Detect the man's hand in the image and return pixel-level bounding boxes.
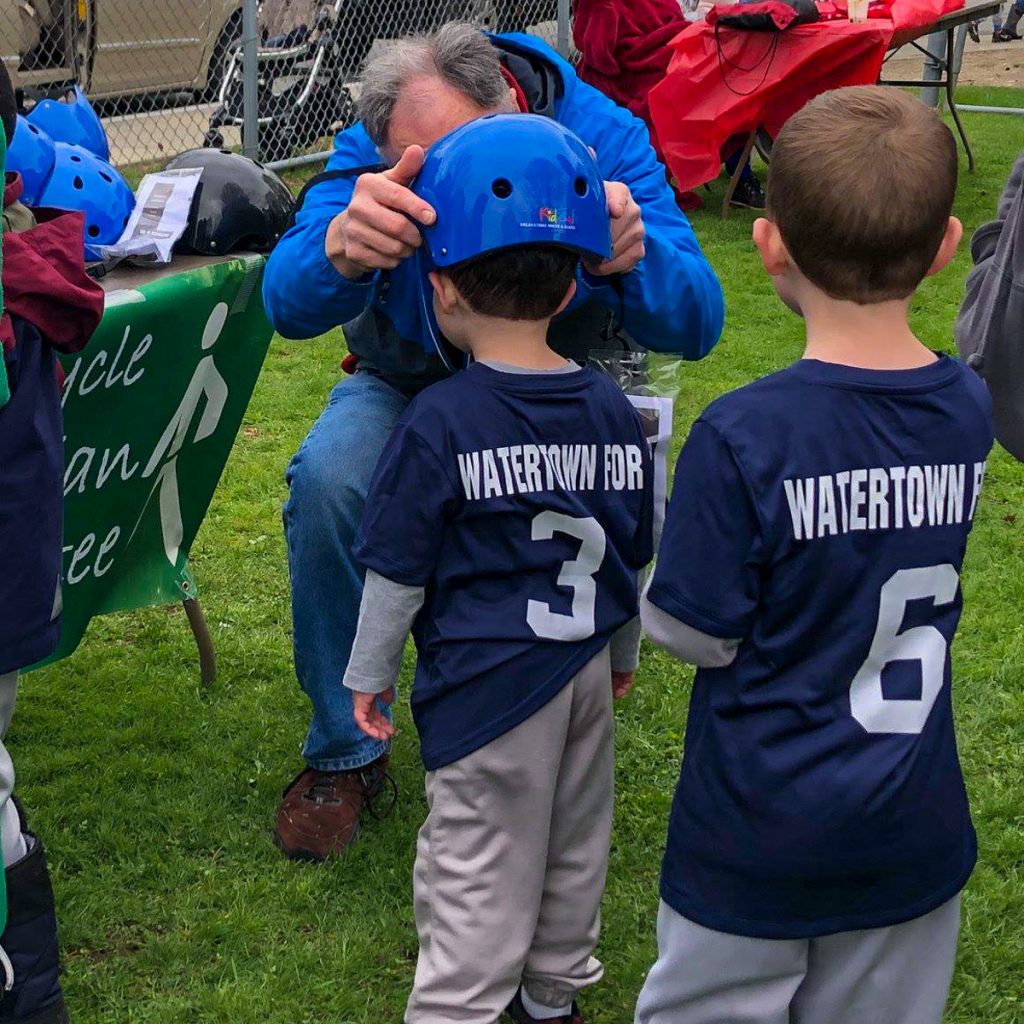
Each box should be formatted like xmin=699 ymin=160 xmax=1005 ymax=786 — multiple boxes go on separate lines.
xmin=612 ymin=670 xmax=636 ymax=700
xmin=352 ymin=687 xmax=397 ymax=741
xmin=589 ymin=182 xmax=646 ymax=278
xmin=325 ymin=145 xmax=436 ymax=280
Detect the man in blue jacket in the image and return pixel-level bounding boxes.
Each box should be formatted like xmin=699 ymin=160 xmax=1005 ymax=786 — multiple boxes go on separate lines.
xmin=264 ymin=22 xmax=725 ymax=863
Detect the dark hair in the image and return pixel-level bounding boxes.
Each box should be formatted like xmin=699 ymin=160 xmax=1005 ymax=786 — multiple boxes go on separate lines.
xmin=767 ymin=86 xmax=958 ymax=304
xmin=0 ymin=62 xmax=15 ymax=150
xmin=447 ymin=245 xmax=579 ymax=320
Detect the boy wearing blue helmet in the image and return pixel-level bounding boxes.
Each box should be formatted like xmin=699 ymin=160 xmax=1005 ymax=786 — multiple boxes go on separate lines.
xmin=343 ymin=115 xmax=653 ymax=1024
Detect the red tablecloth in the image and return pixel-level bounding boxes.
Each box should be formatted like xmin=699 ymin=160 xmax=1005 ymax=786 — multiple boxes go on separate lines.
xmin=649 ymin=0 xmax=964 ymax=191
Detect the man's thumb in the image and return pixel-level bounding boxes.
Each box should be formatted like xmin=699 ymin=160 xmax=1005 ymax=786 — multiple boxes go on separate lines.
xmin=384 ymin=145 xmax=426 ymax=186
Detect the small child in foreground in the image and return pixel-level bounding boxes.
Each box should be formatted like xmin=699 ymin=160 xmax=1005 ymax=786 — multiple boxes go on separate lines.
xmin=343 ymin=115 xmax=653 ymax=1024
xmin=0 ymin=65 xmax=105 ymax=1021
xmin=636 ymin=86 xmax=994 ymax=1024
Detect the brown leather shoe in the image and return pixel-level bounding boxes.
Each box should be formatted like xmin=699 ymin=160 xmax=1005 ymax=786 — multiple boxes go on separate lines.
xmin=274 ymin=754 xmax=395 ymax=862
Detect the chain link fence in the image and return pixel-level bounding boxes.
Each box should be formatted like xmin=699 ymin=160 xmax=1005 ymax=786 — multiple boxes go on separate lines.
xmin=1 ymin=0 xmax=571 ymax=179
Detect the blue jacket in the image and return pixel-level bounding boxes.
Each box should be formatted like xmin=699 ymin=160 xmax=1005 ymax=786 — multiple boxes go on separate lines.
xmin=263 ymin=33 xmax=725 ymax=396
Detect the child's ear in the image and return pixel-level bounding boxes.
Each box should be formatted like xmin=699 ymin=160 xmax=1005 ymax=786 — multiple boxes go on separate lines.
xmin=925 ymin=216 xmax=964 ymax=278
xmin=428 ymin=271 xmax=460 ymax=315
xmin=554 ymin=277 xmax=578 ymax=317
xmin=752 ymin=218 xmax=790 ymax=277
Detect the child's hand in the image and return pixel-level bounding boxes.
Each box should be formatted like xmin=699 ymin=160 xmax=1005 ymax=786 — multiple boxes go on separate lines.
xmin=612 ymin=671 xmax=635 ymax=700
xmin=353 ymin=688 xmax=396 ymax=741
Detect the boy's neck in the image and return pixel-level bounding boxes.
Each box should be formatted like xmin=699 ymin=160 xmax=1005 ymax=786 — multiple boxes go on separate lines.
xmin=463 ymin=316 xmax=568 ymax=370
xmin=800 ymin=292 xmax=938 ymax=371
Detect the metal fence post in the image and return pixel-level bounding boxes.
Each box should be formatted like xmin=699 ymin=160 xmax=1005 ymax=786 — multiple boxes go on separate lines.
xmin=242 ymin=0 xmax=259 ymax=159
xmin=557 ymin=0 xmax=571 ymax=59
xmin=920 ymin=30 xmax=946 ymax=109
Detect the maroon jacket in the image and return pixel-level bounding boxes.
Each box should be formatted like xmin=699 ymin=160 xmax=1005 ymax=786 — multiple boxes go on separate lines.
xmin=1 ymin=173 xmax=105 ymax=359
xmin=572 ymin=0 xmax=687 ymax=165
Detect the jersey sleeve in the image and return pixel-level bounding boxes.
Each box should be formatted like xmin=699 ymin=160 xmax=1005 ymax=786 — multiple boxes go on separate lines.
xmin=354 ymin=421 xmax=462 ymax=587
xmin=647 ymin=418 xmax=763 ymax=639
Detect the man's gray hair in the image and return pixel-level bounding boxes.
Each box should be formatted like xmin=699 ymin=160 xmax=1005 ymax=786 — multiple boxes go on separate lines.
xmin=357 ymin=23 xmax=511 ymax=149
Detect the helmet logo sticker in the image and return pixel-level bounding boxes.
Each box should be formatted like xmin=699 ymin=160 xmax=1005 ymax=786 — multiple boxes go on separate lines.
xmin=519 ymin=208 xmax=576 ymax=231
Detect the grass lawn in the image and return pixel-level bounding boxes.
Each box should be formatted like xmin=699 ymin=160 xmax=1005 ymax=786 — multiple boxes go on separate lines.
xmin=19 ymin=88 xmax=1024 ymax=1023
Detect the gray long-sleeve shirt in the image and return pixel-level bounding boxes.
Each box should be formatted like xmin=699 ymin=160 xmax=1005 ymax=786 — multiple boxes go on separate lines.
xmin=956 ymin=150 xmax=1024 ymax=462
xmin=639 ymin=578 xmax=741 ymax=669
xmin=344 ymin=570 xmax=644 ymax=695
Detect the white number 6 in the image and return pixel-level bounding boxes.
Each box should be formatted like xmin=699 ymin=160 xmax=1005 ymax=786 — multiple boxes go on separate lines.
xmin=849 ymin=564 xmax=959 ymax=734
xmin=527 ymin=511 xmax=607 ymax=641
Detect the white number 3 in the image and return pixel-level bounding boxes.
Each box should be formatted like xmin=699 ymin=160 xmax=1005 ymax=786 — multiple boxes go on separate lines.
xmin=527 ymin=512 xmax=607 ymax=641
xmin=849 ymin=564 xmax=959 ymax=734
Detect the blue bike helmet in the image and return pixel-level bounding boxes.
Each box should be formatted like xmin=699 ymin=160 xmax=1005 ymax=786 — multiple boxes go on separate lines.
xmin=37 ymin=142 xmax=135 ymax=260
xmin=412 ymin=114 xmax=612 ymax=267
xmin=410 ymin=114 xmax=611 ymax=371
xmin=27 ymin=86 xmax=110 ymax=162
xmin=7 ymin=116 xmax=56 ymax=205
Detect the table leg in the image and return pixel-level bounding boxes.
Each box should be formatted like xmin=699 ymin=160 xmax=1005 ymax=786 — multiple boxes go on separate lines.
xmin=721 ymin=129 xmax=758 ymax=220
xmin=953 ymin=23 xmax=969 ymax=77
xmin=945 ymin=27 xmax=975 ymax=172
xmin=183 ymin=598 xmax=217 ymax=686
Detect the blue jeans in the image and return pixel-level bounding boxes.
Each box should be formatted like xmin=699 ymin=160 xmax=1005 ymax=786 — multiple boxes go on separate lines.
xmin=723 ymin=149 xmax=756 ymax=185
xmin=283 ymin=371 xmax=409 ymax=771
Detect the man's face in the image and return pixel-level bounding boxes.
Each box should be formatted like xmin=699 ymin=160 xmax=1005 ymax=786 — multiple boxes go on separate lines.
xmin=382 ymin=74 xmax=516 ymax=165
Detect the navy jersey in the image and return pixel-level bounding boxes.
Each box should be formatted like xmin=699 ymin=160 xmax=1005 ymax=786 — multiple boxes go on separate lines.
xmin=356 ymin=362 xmax=654 ymax=770
xmin=649 ymin=356 xmax=994 ymax=939
xmin=0 ymin=317 xmax=63 ymax=674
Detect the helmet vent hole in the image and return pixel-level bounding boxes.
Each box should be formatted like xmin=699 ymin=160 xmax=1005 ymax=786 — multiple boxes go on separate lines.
xmin=574 ymin=177 xmax=588 ymax=197
xmin=71 ymin=155 xmax=82 ymax=163
xmin=491 ymin=178 xmax=513 ymax=199
xmin=100 ymin=171 xmax=112 ymax=183
xmin=73 ymin=175 xmax=84 ymax=190
xmin=87 ymin=224 xmax=100 ymax=238
xmin=28 ymin=124 xmax=39 ymax=135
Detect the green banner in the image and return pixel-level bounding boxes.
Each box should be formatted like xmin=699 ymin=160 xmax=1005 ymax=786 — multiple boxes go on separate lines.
xmin=38 ymin=254 xmax=273 ymax=666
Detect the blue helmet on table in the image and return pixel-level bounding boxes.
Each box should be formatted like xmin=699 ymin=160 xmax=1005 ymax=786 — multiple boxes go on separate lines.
xmin=6 ymin=116 xmax=56 ymax=205
xmin=412 ymin=114 xmax=612 ymax=267
xmin=37 ymin=142 xmax=135 ymax=260
xmin=27 ymin=86 xmax=110 ymax=162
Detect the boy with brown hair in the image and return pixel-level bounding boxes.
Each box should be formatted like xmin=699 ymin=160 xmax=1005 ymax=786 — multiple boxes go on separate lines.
xmin=635 ymin=86 xmax=994 ymax=1024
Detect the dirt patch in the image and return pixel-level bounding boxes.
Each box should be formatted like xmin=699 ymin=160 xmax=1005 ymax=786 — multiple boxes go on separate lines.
xmin=958 ymin=46 xmax=1024 ymax=87
xmin=885 ymin=28 xmax=1024 ymax=89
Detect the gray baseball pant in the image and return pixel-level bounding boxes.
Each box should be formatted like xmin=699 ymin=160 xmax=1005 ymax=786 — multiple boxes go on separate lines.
xmin=0 ymin=672 xmax=26 ymax=867
xmin=636 ymin=894 xmax=962 ymax=1024
xmin=405 ymin=647 xmax=615 ymax=1024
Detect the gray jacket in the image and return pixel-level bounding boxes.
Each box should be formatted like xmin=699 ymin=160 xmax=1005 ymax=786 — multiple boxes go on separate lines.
xmin=956 ymin=150 xmax=1024 ymax=461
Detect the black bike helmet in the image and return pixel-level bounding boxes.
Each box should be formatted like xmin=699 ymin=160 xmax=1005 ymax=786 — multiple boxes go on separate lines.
xmin=164 ymin=149 xmax=294 ymax=255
